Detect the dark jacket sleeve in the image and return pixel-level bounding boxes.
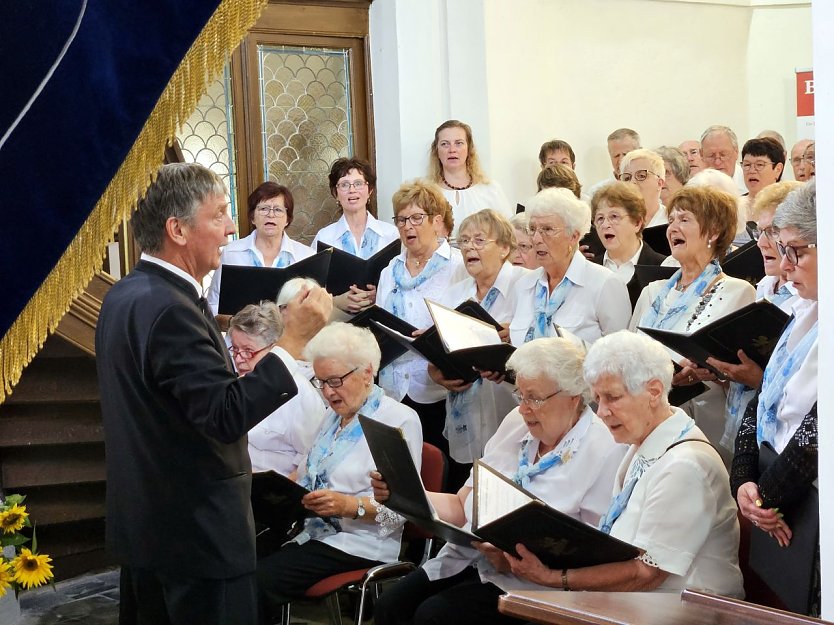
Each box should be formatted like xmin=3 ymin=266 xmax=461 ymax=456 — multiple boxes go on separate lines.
xmin=148 ymin=301 xmax=298 ymax=444
xmin=730 ymin=387 xmax=761 ymax=498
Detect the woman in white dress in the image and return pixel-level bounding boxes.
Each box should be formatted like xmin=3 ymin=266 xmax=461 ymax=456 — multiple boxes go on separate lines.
xmin=506 ymin=331 xmax=743 ymax=598
xmin=206 ymin=182 xmax=314 ymax=318
xmin=631 ymin=186 xmax=755 ymax=459
xmin=312 ymin=157 xmax=400 ymax=314
xmin=509 ymin=187 xmax=631 ymax=347
xmin=428 ymin=120 xmax=512 ymax=236
xmin=372 ymin=338 xmax=626 ymax=625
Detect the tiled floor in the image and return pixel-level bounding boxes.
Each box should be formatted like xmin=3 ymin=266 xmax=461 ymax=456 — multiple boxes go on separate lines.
xmin=16 ymin=568 xmax=339 ymax=625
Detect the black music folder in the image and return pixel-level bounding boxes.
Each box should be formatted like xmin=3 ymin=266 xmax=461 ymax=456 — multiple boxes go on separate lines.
xmin=348 ymin=305 xmax=416 ymax=370
xmin=722 ymin=240 xmax=765 ymax=286
xmin=358 ymin=415 xmax=479 ymax=546
xmin=633 ymin=264 xmax=676 ymax=291
xmin=217 ymin=249 xmax=332 ymax=315
xmin=642 ymin=223 xmax=670 ymax=256
xmin=316 ymin=239 xmax=400 ymax=295
xmin=639 ymin=300 xmax=790 ymax=375
xmin=250 ymin=470 xmax=314 ymax=530
xmin=472 ymin=461 xmax=641 ymax=569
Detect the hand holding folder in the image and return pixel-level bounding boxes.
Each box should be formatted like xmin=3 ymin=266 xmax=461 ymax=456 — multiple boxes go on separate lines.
xmin=316 ymin=239 xmax=401 ymax=295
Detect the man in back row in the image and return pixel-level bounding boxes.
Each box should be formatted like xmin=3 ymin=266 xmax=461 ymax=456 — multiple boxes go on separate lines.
xmin=96 ymin=162 xmax=332 ymax=625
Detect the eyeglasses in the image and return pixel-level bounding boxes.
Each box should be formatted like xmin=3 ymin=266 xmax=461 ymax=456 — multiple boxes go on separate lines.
xmin=703 ymin=151 xmax=733 ymax=164
xmin=516 ymin=242 xmax=534 ymax=253
xmin=512 ymin=388 xmax=565 ymax=409
xmin=336 ymin=181 xmax=368 ymax=191
xmin=230 ymin=343 xmax=272 ymax=360
xmin=745 ymin=221 xmax=777 ymax=241
xmin=312 ymin=367 xmax=358 ymax=389
xmin=394 ymin=213 xmax=429 ymax=227
xmin=455 ymin=236 xmax=496 ymax=250
xmin=527 ymin=224 xmax=565 ymax=238
xmin=255 ymin=205 xmax=287 ymax=217
xmin=594 ymin=213 xmax=626 ymax=227
xmin=801 ymin=154 xmax=815 ymax=166
xmin=618 ymin=170 xmax=659 ymax=183
xmin=776 ymin=241 xmax=817 ymax=265
xmin=741 ymin=160 xmax=774 ymax=173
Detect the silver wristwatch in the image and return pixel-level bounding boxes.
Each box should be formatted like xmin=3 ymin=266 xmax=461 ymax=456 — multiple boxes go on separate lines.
xmin=354 ymin=497 xmax=366 ymax=519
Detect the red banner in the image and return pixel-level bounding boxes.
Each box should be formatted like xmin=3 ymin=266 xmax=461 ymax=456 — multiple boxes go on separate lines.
xmin=796 ymin=70 xmax=814 ymax=117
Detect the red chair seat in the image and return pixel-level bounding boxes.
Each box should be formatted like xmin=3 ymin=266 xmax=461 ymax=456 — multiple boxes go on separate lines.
xmin=304 ymin=569 xmax=368 ymax=598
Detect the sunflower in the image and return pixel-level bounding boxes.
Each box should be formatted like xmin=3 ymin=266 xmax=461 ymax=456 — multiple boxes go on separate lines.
xmin=0 ymin=503 xmax=27 ymax=534
xmin=0 ymin=560 xmax=13 ymax=597
xmin=11 ymin=548 xmax=54 ymax=590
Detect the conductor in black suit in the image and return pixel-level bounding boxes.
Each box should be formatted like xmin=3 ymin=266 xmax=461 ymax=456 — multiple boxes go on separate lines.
xmin=95 ymin=163 xmax=332 ymax=625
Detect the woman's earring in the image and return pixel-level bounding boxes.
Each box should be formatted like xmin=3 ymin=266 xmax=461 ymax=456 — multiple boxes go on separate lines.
xmin=707 ymin=240 xmax=712 ymax=249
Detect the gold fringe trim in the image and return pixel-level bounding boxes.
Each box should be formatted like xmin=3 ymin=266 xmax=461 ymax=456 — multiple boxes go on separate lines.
xmin=0 ymin=0 xmax=268 ymax=404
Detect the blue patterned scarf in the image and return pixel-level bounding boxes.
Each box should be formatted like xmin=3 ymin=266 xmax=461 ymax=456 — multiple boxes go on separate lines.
xmin=512 ymin=425 xmax=582 ymax=489
xmin=599 ymin=419 xmax=694 ymax=534
xmin=294 ymin=385 xmax=384 ymax=543
xmin=339 ymin=222 xmax=381 ymax=259
xmin=248 ymin=247 xmax=292 ymax=268
xmin=524 ymin=275 xmax=574 ymax=343
xmin=639 ymin=259 xmax=722 ymax=329
xmin=446 ymin=286 xmax=500 ymax=462
xmin=756 ymin=318 xmax=818 ymax=446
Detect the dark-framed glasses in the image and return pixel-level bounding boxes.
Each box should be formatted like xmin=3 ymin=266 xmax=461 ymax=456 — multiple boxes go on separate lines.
xmin=455 ymin=236 xmax=496 ymax=250
xmin=394 ymin=213 xmax=429 ymax=227
xmin=512 ymin=388 xmax=565 ymax=409
xmin=230 ymin=343 xmax=272 ymax=360
xmin=776 ymin=241 xmax=817 ymax=265
xmin=618 ymin=169 xmax=657 ymax=183
xmin=336 ymin=180 xmax=368 ymax=191
xmin=312 ymin=367 xmax=358 ymax=389
xmin=255 ymin=205 xmax=287 ymax=217
xmin=740 ymin=160 xmax=774 ymax=173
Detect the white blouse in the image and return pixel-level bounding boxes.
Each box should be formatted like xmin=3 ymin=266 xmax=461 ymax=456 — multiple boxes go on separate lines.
xmin=376 ymin=240 xmax=468 ymax=403
xmin=248 ymin=346 xmax=328 ymax=476
xmin=509 ymin=251 xmax=631 ymax=347
xmin=297 ymin=395 xmax=423 ymax=563
xmin=422 ymin=407 xmax=627 ymax=592
xmin=206 ymin=231 xmax=315 ymax=314
xmin=311 ymin=212 xmax=400 ymax=256
xmin=608 ymin=408 xmax=744 ymax=597
xmin=441 ymin=181 xmax=512 ymax=238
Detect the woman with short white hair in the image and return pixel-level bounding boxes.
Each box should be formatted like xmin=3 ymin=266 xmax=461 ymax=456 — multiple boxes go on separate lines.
xmin=505 ymin=330 xmax=744 ymax=598
xmin=508 ymin=187 xmax=631 ymax=346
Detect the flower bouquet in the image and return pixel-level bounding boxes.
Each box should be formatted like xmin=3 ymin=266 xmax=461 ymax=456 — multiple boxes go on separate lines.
xmin=0 ymin=494 xmax=54 ymax=597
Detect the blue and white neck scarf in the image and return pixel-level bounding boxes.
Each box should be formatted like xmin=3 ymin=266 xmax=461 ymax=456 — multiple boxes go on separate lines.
xmin=339 ymin=223 xmax=381 ymax=259
xmin=248 ymin=247 xmax=292 ymax=268
xmin=721 ymin=382 xmax=757 ymax=451
xmin=639 ymin=259 xmax=722 ymax=329
xmin=599 ymin=420 xmax=694 ymax=534
xmin=295 ymin=385 xmax=384 ymax=543
xmin=446 ymin=286 xmax=501 ymax=462
xmin=770 ymin=283 xmax=794 ymax=308
xmin=524 ymin=275 xmax=574 ymax=343
xmin=756 ymin=318 xmax=818 ymax=446
xmin=512 ymin=427 xmax=581 ymax=489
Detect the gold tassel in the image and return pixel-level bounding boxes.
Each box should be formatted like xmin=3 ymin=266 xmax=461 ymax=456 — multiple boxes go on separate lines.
xmin=0 ymin=0 xmax=268 ymax=404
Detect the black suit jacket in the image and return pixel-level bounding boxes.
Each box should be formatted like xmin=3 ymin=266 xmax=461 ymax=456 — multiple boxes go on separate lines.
xmin=626 ymin=243 xmax=667 ymax=309
xmin=95 ymin=261 xmax=298 ymax=578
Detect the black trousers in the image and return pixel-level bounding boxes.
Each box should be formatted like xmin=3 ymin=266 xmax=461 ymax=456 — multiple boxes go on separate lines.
xmin=119 ymin=566 xmax=258 ymax=625
xmin=402 ymin=395 xmax=472 ymax=493
xmin=374 ymin=566 xmax=524 ymax=625
xmin=256 ymin=540 xmax=381 ymax=623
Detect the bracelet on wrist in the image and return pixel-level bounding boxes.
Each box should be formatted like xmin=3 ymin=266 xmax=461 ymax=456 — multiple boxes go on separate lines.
xmin=561 ymin=568 xmax=571 ymax=591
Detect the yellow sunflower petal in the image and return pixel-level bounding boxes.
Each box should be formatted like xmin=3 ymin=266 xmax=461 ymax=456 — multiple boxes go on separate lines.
xmin=0 ymin=503 xmax=28 ymax=534
xmin=12 ymin=548 xmax=54 ymax=590
xmin=0 ymin=560 xmax=13 ymax=597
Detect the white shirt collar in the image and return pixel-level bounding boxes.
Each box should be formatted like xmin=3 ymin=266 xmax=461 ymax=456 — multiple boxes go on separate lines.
xmin=141 ymin=253 xmax=203 ymax=297
xmin=603 ymin=241 xmax=643 ymax=270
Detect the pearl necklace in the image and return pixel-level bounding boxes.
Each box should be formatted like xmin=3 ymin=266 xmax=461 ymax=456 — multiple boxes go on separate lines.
xmin=442 ymin=173 xmax=473 ymax=191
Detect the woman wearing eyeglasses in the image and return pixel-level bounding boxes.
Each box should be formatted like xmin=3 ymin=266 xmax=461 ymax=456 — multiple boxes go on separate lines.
xmin=428 ymin=210 xmax=530 ymax=486
xmin=312 ymin=158 xmax=401 ymax=314
xmin=590 ymin=182 xmax=666 ymax=308
xmin=376 ymin=180 xmax=467 ymax=473
xmin=257 ymin=322 xmax=423 ymax=622
xmin=508 ymin=187 xmax=631 ymax=347
xmin=509 ymin=213 xmax=538 ymax=270
xmin=228 ymin=301 xmax=327 ymax=477
xmin=429 ymin=120 xmax=512 ymax=237
xmin=631 ymin=186 xmax=755 ymax=461
xmin=206 ymin=182 xmax=314 ymax=318
xmin=371 ymin=338 xmax=625 ymax=625
xmin=618 ymin=149 xmax=667 ymax=227
xmin=730 ymin=181 xmax=819 ymax=615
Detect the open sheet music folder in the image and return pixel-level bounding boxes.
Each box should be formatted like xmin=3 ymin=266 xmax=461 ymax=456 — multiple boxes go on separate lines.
xmin=348 ymin=305 xmax=416 ymax=370
xmin=316 ymin=239 xmax=400 ymax=295
xmin=638 ymin=299 xmax=790 ymax=375
xmin=217 ymin=249 xmax=332 ymax=315
xmin=250 ymin=470 xmax=314 ymax=530
xmin=472 ymin=461 xmax=640 ymax=569
xmin=358 ymin=415 xmax=479 ymax=546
